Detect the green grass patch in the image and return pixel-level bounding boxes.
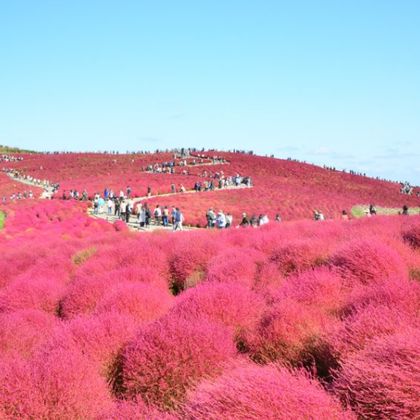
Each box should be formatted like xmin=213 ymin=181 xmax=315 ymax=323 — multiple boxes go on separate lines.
xmin=0 ymin=211 xmax=5 ymax=230
xmin=352 ymin=205 xmax=420 ymax=218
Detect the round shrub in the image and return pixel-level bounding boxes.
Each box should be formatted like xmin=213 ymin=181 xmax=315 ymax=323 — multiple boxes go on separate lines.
xmin=0 ymin=356 xmax=34 ymax=418
xmin=402 ymin=222 xmax=420 ymax=249
xmin=278 ymin=267 xmax=345 ymax=315
xmin=246 ymin=298 xmax=331 ymax=365
xmin=327 ymin=304 xmax=419 ymax=361
xmin=95 ymin=282 xmax=173 ymax=322
xmin=269 ymin=239 xmax=329 ymax=277
xmin=0 ymin=276 xmax=65 ymax=314
xmin=333 ymin=328 xmax=420 ymax=419
xmin=183 ymin=363 xmax=353 ymax=419
xmin=329 ymin=239 xmax=408 ymax=286
xmin=168 ymin=234 xmax=221 ymax=293
xmin=58 ymin=274 xmax=115 ymax=319
xmin=0 ymin=349 xmax=113 ymax=419
xmin=30 ymin=347 xmax=113 ymax=419
xmin=122 ymin=316 xmax=236 ymax=410
xmin=0 ymin=309 xmax=57 ymax=358
xmin=341 ymin=276 xmax=420 ymax=316
xmin=169 ymin=282 xmax=266 ymax=345
xmin=40 ymin=312 xmax=139 ymax=380
xmin=206 ymin=248 xmax=265 ymax=288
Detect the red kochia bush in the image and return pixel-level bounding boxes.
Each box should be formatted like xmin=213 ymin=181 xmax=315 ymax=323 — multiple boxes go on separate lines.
xmin=0 ymin=349 xmax=113 ymax=419
xmin=205 ymin=248 xmax=265 ymax=288
xmin=277 ymin=267 xmax=345 ymax=315
xmin=341 ymin=276 xmax=420 ymax=316
xmin=327 ymin=304 xmax=419 ymax=361
xmin=402 ymin=222 xmax=420 ymax=249
xmin=40 ymin=312 xmax=138 ymax=380
xmin=168 ymin=233 xmax=221 ymax=292
xmin=94 ymin=282 xmax=173 ymax=322
xmin=59 ymin=274 xmax=115 ymax=319
xmin=0 ymin=276 xmax=65 ymax=314
xmin=122 ymin=317 xmax=236 ymax=410
xmin=183 ymin=363 xmax=353 ymax=420
xmin=168 ymin=282 xmax=266 ymax=344
xmin=246 ymin=298 xmax=331 ymax=365
xmin=269 ymin=239 xmax=329 ymax=277
xmin=333 ymin=328 xmax=420 ymax=419
xmin=0 ymin=309 xmax=57 ymax=358
xmin=329 ymin=238 xmax=408 ymax=286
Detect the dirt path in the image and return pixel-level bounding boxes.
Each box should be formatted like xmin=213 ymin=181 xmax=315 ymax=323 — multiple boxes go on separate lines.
xmin=89 ymin=184 xmax=252 ymax=231
xmin=7 ymin=171 xmax=251 ymax=232
xmin=6 ymin=173 xmax=55 ymax=199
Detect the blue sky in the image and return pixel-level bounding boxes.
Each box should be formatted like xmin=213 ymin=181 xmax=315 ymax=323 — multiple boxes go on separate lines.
xmin=1 ymin=1 xmax=419 ymax=183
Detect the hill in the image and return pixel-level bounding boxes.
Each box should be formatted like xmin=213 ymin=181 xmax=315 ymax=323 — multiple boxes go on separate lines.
xmin=2 ymin=149 xmax=419 ymax=224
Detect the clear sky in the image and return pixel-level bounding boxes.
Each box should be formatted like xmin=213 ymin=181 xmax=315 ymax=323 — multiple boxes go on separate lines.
xmin=1 ymin=1 xmax=419 ymax=183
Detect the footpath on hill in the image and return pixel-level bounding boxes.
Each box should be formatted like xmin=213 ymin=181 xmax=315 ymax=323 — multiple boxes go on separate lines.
xmin=6 ymin=172 xmax=251 ymax=231
xmin=89 ymin=184 xmax=252 ymax=231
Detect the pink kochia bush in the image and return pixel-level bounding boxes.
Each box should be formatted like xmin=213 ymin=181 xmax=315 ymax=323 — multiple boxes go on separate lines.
xmin=269 ymin=239 xmax=329 ymax=277
xmin=168 ymin=233 xmax=221 ymax=292
xmin=59 ymin=274 xmax=115 ymax=319
xmin=246 ymin=297 xmax=331 ymax=365
xmin=59 ymin=266 xmax=171 ymax=319
xmin=40 ymin=312 xmax=139 ymax=380
xmin=402 ymin=222 xmax=420 ymax=249
xmin=333 ymin=328 xmax=420 ymax=419
xmin=94 ymin=282 xmax=174 ymax=322
xmin=183 ymin=363 xmax=353 ymax=420
xmin=0 ymin=276 xmax=65 ymax=314
xmin=0 ymin=348 xmax=113 ymax=419
xmin=277 ymin=268 xmax=345 ymax=315
xmin=326 ymin=304 xmax=419 ymax=361
xmin=168 ymin=282 xmax=266 ymax=345
xmin=121 ymin=316 xmax=236 ymax=410
xmin=329 ymin=238 xmax=408 ymax=286
xmin=341 ymin=276 xmax=420 ymax=316
xmin=205 ymin=247 xmax=265 ymax=288
xmin=0 ymin=309 xmax=57 ymax=359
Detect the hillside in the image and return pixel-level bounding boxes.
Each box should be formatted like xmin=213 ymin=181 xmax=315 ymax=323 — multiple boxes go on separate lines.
xmin=3 ymin=149 xmax=419 ymax=224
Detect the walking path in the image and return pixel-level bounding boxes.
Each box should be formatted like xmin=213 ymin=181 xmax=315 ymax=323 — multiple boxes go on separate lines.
xmin=89 ymin=184 xmax=252 ymax=231
xmin=6 ymin=173 xmax=55 ymax=199
xmin=143 ymin=160 xmax=230 ymax=173
xmin=6 ymin=171 xmax=252 ymax=232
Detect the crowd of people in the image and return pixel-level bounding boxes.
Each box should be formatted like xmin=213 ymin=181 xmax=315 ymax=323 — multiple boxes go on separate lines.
xmin=92 ymin=196 xmax=185 ymax=231
xmin=0 ymin=154 xmax=24 ymax=163
xmin=2 ymin=168 xmax=59 ymax=193
xmin=400 ymin=181 xmax=414 ymax=195
xmin=1 ymin=190 xmax=35 ymax=203
xmin=205 ymin=209 xmax=279 ymax=229
xmin=144 ymin=155 xmax=227 ymax=174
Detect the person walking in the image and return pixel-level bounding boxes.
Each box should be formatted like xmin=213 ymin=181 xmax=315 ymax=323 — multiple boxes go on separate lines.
xmin=225 ymin=213 xmax=233 ymax=228
xmin=125 ymin=201 xmax=131 ymax=223
xmin=173 ymin=208 xmax=184 ymax=231
xmin=154 ymin=205 xmax=162 ymax=225
xmin=162 ymin=206 xmax=169 ymax=226
xmin=216 ymin=210 xmax=226 ymax=229
xmin=107 ymin=198 xmax=113 ymax=215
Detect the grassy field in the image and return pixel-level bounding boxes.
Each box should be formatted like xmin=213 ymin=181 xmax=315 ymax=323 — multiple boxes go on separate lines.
xmin=0 ymin=211 xmax=5 ymax=229
xmin=352 ymin=205 xmax=420 ymax=218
